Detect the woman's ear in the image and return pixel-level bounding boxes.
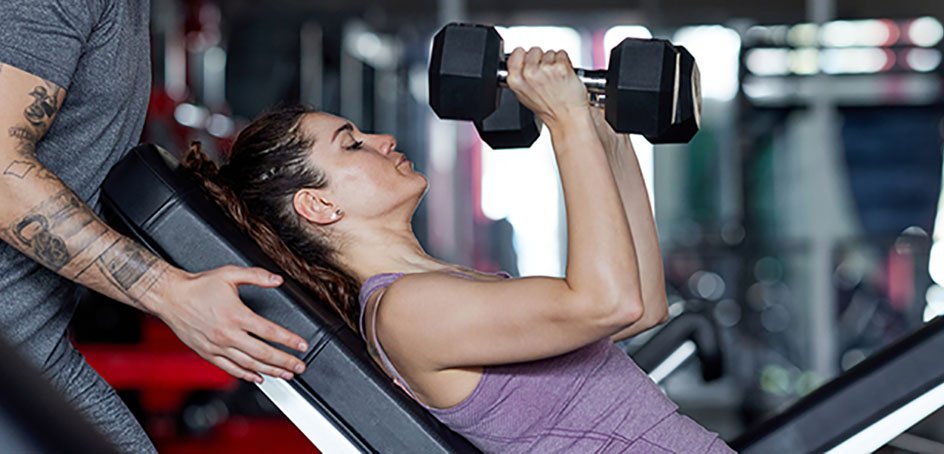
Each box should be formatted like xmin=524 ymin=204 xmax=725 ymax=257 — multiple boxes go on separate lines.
xmin=293 ymin=188 xmax=343 ymax=225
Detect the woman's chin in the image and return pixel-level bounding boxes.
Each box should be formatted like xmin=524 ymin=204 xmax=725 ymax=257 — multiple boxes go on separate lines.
xmin=411 ymin=172 xmax=429 ymax=191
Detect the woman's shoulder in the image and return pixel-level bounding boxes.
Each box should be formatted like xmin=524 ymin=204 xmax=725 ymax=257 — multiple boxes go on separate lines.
xmin=362 ymin=269 xmax=510 ymax=321
xmin=362 ymin=269 xmax=510 ymax=297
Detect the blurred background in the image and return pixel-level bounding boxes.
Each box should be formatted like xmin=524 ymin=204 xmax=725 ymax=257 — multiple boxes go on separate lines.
xmin=70 ymin=0 xmax=944 ymax=452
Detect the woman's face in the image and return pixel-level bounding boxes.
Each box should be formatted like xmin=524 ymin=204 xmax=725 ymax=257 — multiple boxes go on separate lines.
xmin=300 ymin=112 xmax=428 ymax=222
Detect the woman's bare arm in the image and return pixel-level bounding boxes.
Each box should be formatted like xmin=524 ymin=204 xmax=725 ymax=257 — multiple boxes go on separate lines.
xmin=589 ymin=108 xmax=669 ymax=341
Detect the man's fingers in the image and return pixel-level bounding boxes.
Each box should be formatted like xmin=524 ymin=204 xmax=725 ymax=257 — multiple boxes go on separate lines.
xmin=236 ymin=335 xmax=306 ymax=376
xmin=211 ymin=355 xmax=262 ymax=384
xmin=219 ymin=265 xmax=283 ymax=289
xmin=244 ymin=311 xmax=309 ymax=355
xmin=224 ymin=347 xmax=298 ymax=380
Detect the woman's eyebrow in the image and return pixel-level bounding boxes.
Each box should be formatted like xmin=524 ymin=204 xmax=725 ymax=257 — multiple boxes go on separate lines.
xmin=331 ymin=123 xmax=354 ymax=143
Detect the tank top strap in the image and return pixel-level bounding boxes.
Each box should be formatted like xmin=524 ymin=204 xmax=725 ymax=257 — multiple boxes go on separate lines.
xmin=358 ymin=273 xmax=427 ymax=403
xmin=358 ymin=273 xmax=405 ymax=335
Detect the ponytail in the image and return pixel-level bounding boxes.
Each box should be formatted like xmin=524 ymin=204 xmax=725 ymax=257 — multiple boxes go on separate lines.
xmin=182 ymin=142 xmax=362 ymax=332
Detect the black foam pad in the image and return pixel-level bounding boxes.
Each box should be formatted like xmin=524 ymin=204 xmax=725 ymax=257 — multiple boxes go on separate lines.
xmin=101 ymin=144 xmax=480 ymax=453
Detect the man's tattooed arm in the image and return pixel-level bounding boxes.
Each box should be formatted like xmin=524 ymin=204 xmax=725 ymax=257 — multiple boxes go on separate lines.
xmin=0 ymin=70 xmax=174 ymax=312
xmin=0 ymin=190 xmax=170 ymax=309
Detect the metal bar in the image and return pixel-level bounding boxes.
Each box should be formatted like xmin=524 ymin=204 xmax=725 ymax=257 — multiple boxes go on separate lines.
xmin=806 ymin=0 xmax=840 ymax=381
xmin=825 ymin=380 xmax=944 ymax=454
xmin=257 ymin=376 xmax=364 ymax=454
xmin=497 ymin=67 xmax=607 ymax=94
xmin=648 ymin=341 xmax=697 ymax=384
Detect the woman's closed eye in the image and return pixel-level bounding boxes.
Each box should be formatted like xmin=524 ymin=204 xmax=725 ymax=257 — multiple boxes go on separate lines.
xmin=343 ymin=129 xmax=365 ymax=150
xmin=346 ymin=139 xmax=364 ymax=151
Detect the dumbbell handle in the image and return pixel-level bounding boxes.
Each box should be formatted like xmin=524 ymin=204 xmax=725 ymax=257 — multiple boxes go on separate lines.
xmin=496 ymin=65 xmax=607 ymax=93
xmin=497 ymin=63 xmax=608 ymax=107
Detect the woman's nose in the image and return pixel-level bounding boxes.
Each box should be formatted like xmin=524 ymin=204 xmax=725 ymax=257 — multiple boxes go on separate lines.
xmin=377 ymin=134 xmax=396 ymax=155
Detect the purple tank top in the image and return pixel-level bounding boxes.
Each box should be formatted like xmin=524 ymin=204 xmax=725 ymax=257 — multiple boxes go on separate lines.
xmin=358 ymin=271 xmax=735 ymax=453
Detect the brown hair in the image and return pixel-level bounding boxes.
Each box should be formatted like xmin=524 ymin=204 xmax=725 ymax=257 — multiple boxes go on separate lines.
xmin=182 ymin=105 xmax=361 ymax=331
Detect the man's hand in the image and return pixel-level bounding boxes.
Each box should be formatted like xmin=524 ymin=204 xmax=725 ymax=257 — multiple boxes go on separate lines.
xmin=148 ymin=265 xmax=309 ymax=383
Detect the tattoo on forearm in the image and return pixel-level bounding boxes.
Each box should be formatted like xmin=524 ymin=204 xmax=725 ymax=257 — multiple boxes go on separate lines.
xmin=9 ymin=126 xmax=38 ymax=156
xmin=92 ymin=240 xmax=166 ymax=305
xmin=96 ymin=241 xmax=161 ymax=291
xmin=2 ymin=191 xmax=105 ymax=272
xmin=10 ymin=214 xmax=71 ymax=270
xmin=6 ymin=82 xmax=63 ymax=158
xmin=36 ymin=168 xmax=57 ymax=180
xmin=25 ymin=84 xmax=61 ymax=130
xmin=3 ymin=161 xmax=36 ymax=179
xmin=8 ymin=127 xmax=36 ymax=142
xmin=0 ymin=190 xmax=165 ymax=306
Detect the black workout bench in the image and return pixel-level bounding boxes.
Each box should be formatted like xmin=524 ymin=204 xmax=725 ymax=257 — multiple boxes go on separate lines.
xmin=101 ymin=143 xmax=480 ymax=453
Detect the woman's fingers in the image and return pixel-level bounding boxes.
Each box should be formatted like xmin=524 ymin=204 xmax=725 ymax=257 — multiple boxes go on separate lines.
xmin=525 ymin=46 xmax=543 ymax=65
xmin=555 ymin=49 xmax=574 ymax=68
xmin=503 ymin=45 xmax=589 ymax=127
xmin=523 ymin=47 xmax=544 ymax=78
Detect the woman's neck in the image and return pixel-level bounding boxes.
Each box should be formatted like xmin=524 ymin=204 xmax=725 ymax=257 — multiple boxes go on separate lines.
xmin=338 ymin=224 xmax=461 ymax=283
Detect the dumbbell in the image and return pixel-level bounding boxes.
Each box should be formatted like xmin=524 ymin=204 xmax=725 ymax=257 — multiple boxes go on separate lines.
xmin=429 ymin=23 xmax=701 ymax=148
xmin=476 ymin=49 xmax=702 ymax=148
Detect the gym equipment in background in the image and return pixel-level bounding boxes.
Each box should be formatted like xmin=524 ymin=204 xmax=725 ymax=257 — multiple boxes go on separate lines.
xmin=733 ymin=315 xmax=944 ymax=453
xmin=632 ymin=312 xmax=724 ymax=384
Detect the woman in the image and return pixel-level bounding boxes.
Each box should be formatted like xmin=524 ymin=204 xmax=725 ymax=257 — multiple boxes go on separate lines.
xmin=185 ymin=47 xmax=734 ymax=453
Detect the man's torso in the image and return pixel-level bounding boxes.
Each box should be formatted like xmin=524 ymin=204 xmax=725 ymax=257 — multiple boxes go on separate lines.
xmin=0 ymin=0 xmax=152 ymax=367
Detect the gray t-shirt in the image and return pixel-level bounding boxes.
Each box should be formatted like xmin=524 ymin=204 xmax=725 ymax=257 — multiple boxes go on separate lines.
xmin=0 ymin=0 xmax=151 ymax=367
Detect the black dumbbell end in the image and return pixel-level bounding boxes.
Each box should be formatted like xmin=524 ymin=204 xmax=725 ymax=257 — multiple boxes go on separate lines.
xmin=646 ymin=46 xmax=702 ymax=144
xmin=429 ymin=23 xmax=504 ymax=121
xmin=605 ymin=38 xmax=678 ymax=137
xmin=474 ymin=87 xmax=542 ymax=149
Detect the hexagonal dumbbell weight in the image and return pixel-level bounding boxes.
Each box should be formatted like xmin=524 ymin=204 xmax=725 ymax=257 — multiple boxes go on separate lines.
xmin=603 ymin=37 xmax=680 ymax=141
xmin=646 ymin=46 xmax=701 ymax=144
xmin=428 ymin=23 xmax=505 ymax=123
xmin=474 ymin=87 xmax=542 ymax=149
